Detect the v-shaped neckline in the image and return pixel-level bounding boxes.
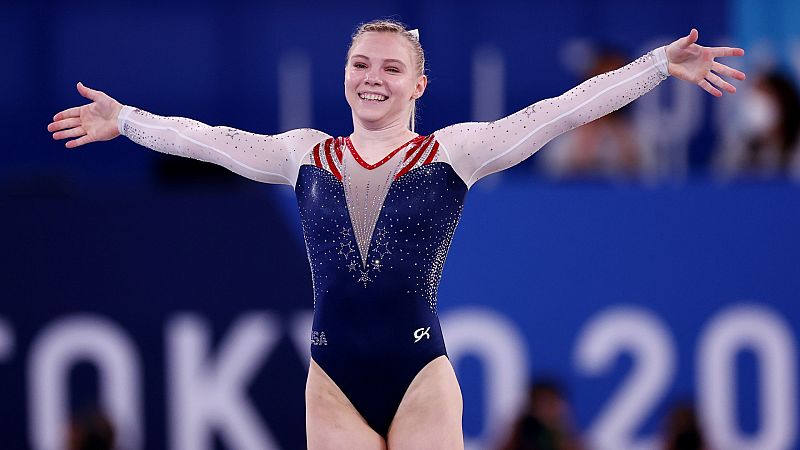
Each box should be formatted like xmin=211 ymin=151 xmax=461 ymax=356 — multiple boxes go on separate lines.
xmin=345 ymin=135 xmax=424 ymax=170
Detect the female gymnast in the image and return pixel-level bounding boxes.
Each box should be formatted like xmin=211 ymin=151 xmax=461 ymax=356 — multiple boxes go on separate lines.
xmin=48 ymin=20 xmax=745 ymax=449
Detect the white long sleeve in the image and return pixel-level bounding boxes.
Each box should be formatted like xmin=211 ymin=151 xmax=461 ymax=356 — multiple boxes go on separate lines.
xmin=117 ymin=106 xmax=331 ymax=186
xmin=434 ymin=46 xmax=670 ymax=188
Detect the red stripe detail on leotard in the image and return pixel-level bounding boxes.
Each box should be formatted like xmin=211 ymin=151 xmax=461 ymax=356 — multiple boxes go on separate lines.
xmin=423 ymin=141 xmax=439 ymax=165
xmin=312 ymin=143 xmax=322 ymax=168
xmin=395 ymin=136 xmax=434 ymax=180
xmin=346 ymin=135 xmax=425 ymax=170
xmin=325 ymin=140 xmax=342 ymax=181
xmin=403 ymin=137 xmax=424 ymax=161
xmin=334 ymin=138 xmax=344 ymax=162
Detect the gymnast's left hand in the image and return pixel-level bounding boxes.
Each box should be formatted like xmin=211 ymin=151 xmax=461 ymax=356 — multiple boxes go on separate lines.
xmin=665 ymin=28 xmax=746 ymax=97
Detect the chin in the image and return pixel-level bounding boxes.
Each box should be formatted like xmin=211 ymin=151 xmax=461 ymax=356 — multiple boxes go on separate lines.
xmin=353 ymin=107 xmax=390 ymax=122
xmin=354 ymin=114 xmax=388 ymax=126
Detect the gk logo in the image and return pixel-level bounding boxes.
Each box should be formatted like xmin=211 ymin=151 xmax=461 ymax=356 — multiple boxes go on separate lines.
xmin=413 ymin=327 xmax=431 ymax=343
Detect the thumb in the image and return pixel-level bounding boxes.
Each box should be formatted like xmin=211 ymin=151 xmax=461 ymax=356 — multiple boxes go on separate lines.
xmin=680 ymin=28 xmax=699 ymax=48
xmin=77 ymin=81 xmax=101 ymax=101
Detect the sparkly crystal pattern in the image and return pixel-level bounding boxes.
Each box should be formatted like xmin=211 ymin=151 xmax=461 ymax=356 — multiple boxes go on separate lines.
xmin=300 ymin=136 xmax=446 ymax=291
xmin=341 ymin=138 xmax=408 ymax=271
xmin=311 ymin=331 xmax=328 ymax=346
xmin=296 ymin=143 xmax=465 ymax=315
xmin=435 ymin=47 xmax=670 ymax=187
xmin=119 ymin=106 xmax=330 ymax=186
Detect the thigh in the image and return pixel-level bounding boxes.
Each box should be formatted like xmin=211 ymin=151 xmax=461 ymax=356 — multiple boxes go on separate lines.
xmin=386 ymin=355 xmax=464 ymax=450
xmin=306 ymin=358 xmax=387 ymax=450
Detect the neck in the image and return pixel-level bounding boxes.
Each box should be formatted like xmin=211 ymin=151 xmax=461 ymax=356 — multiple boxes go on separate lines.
xmin=350 ymin=113 xmax=417 ymax=150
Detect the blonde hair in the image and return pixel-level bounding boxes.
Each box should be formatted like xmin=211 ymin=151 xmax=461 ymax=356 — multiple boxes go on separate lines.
xmin=346 ymin=19 xmax=426 ymax=132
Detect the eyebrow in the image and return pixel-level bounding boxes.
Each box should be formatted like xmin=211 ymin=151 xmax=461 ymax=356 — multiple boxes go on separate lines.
xmin=350 ymin=54 xmax=408 ymax=67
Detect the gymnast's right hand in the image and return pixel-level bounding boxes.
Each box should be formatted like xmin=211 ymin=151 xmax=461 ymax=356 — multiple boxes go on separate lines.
xmin=48 ymin=82 xmax=123 ymax=148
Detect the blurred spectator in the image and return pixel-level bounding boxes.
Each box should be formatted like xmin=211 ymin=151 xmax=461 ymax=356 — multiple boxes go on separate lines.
xmin=67 ymin=408 xmax=115 ymax=450
xmin=662 ymin=401 xmax=707 ymax=450
xmin=498 ymin=378 xmax=583 ymax=450
xmin=539 ymin=48 xmax=651 ymax=182
xmin=714 ymin=72 xmax=800 ymax=181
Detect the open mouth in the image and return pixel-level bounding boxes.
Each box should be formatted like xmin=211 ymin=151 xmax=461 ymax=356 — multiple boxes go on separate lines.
xmin=358 ymin=93 xmax=388 ymax=102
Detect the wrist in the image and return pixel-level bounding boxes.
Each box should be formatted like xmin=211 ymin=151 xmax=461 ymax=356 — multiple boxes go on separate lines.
xmin=650 ymin=46 xmax=670 ymax=78
xmin=116 ymin=105 xmax=135 ymax=136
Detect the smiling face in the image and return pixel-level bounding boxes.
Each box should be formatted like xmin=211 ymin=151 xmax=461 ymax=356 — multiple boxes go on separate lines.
xmin=345 ymin=32 xmax=427 ymax=131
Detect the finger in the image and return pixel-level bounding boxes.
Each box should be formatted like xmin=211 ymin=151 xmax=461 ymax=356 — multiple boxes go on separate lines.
xmin=77 ymin=82 xmax=102 ymax=101
xmin=712 ymin=61 xmax=746 ymax=80
xmin=53 ymin=126 xmax=86 ymax=141
xmin=680 ymin=28 xmax=699 ymax=48
xmin=53 ymin=106 xmax=82 ymax=121
xmin=711 ymin=47 xmax=745 ymax=58
xmin=698 ymin=79 xmax=722 ymax=97
xmin=706 ymin=72 xmax=736 ymax=94
xmin=66 ymin=135 xmax=94 ymax=149
xmin=47 ymin=117 xmax=81 ymax=132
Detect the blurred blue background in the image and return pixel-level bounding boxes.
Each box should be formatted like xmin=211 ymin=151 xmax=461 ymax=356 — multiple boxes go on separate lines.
xmin=2 ymin=0 xmax=799 ymax=449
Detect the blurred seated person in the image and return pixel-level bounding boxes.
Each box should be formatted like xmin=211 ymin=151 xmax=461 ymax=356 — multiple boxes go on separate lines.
xmin=68 ymin=408 xmax=115 ymax=450
xmin=662 ymin=401 xmax=707 ymax=450
xmin=498 ymin=378 xmax=583 ymax=450
xmin=714 ymin=71 xmax=800 ymax=180
xmin=540 ymin=48 xmax=651 ymax=182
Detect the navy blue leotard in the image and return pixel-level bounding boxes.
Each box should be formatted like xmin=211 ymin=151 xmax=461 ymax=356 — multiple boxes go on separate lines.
xmin=296 ymin=136 xmax=465 ymax=434
xmin=117 ymin=46 xmax=669 ymax=437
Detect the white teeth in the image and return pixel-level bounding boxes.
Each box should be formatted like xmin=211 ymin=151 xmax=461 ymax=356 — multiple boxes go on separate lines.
xmin=359 ymin=93 xmax=387 ymax=101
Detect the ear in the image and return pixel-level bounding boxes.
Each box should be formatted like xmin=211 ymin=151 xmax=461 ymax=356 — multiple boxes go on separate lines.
xmin=412 ymin=74 xmax=428 ymax=99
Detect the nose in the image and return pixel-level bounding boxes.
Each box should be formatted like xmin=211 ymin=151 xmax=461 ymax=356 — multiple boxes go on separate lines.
xmin=364 ymin=68 xmax=383 ymax=85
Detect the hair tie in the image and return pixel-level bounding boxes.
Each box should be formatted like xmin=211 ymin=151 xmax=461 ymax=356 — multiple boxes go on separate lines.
xmin=409 ymin=29 xmax=420 ymax=40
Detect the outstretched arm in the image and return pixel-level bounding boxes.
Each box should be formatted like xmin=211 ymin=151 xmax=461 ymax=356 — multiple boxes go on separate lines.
xmin=115 ymin=106 xmax=329 ymax=186
xmin=434 ymin=29 xmax=745 ymax=188
xmin=49 ymin=83 xmax=330 ymax=186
